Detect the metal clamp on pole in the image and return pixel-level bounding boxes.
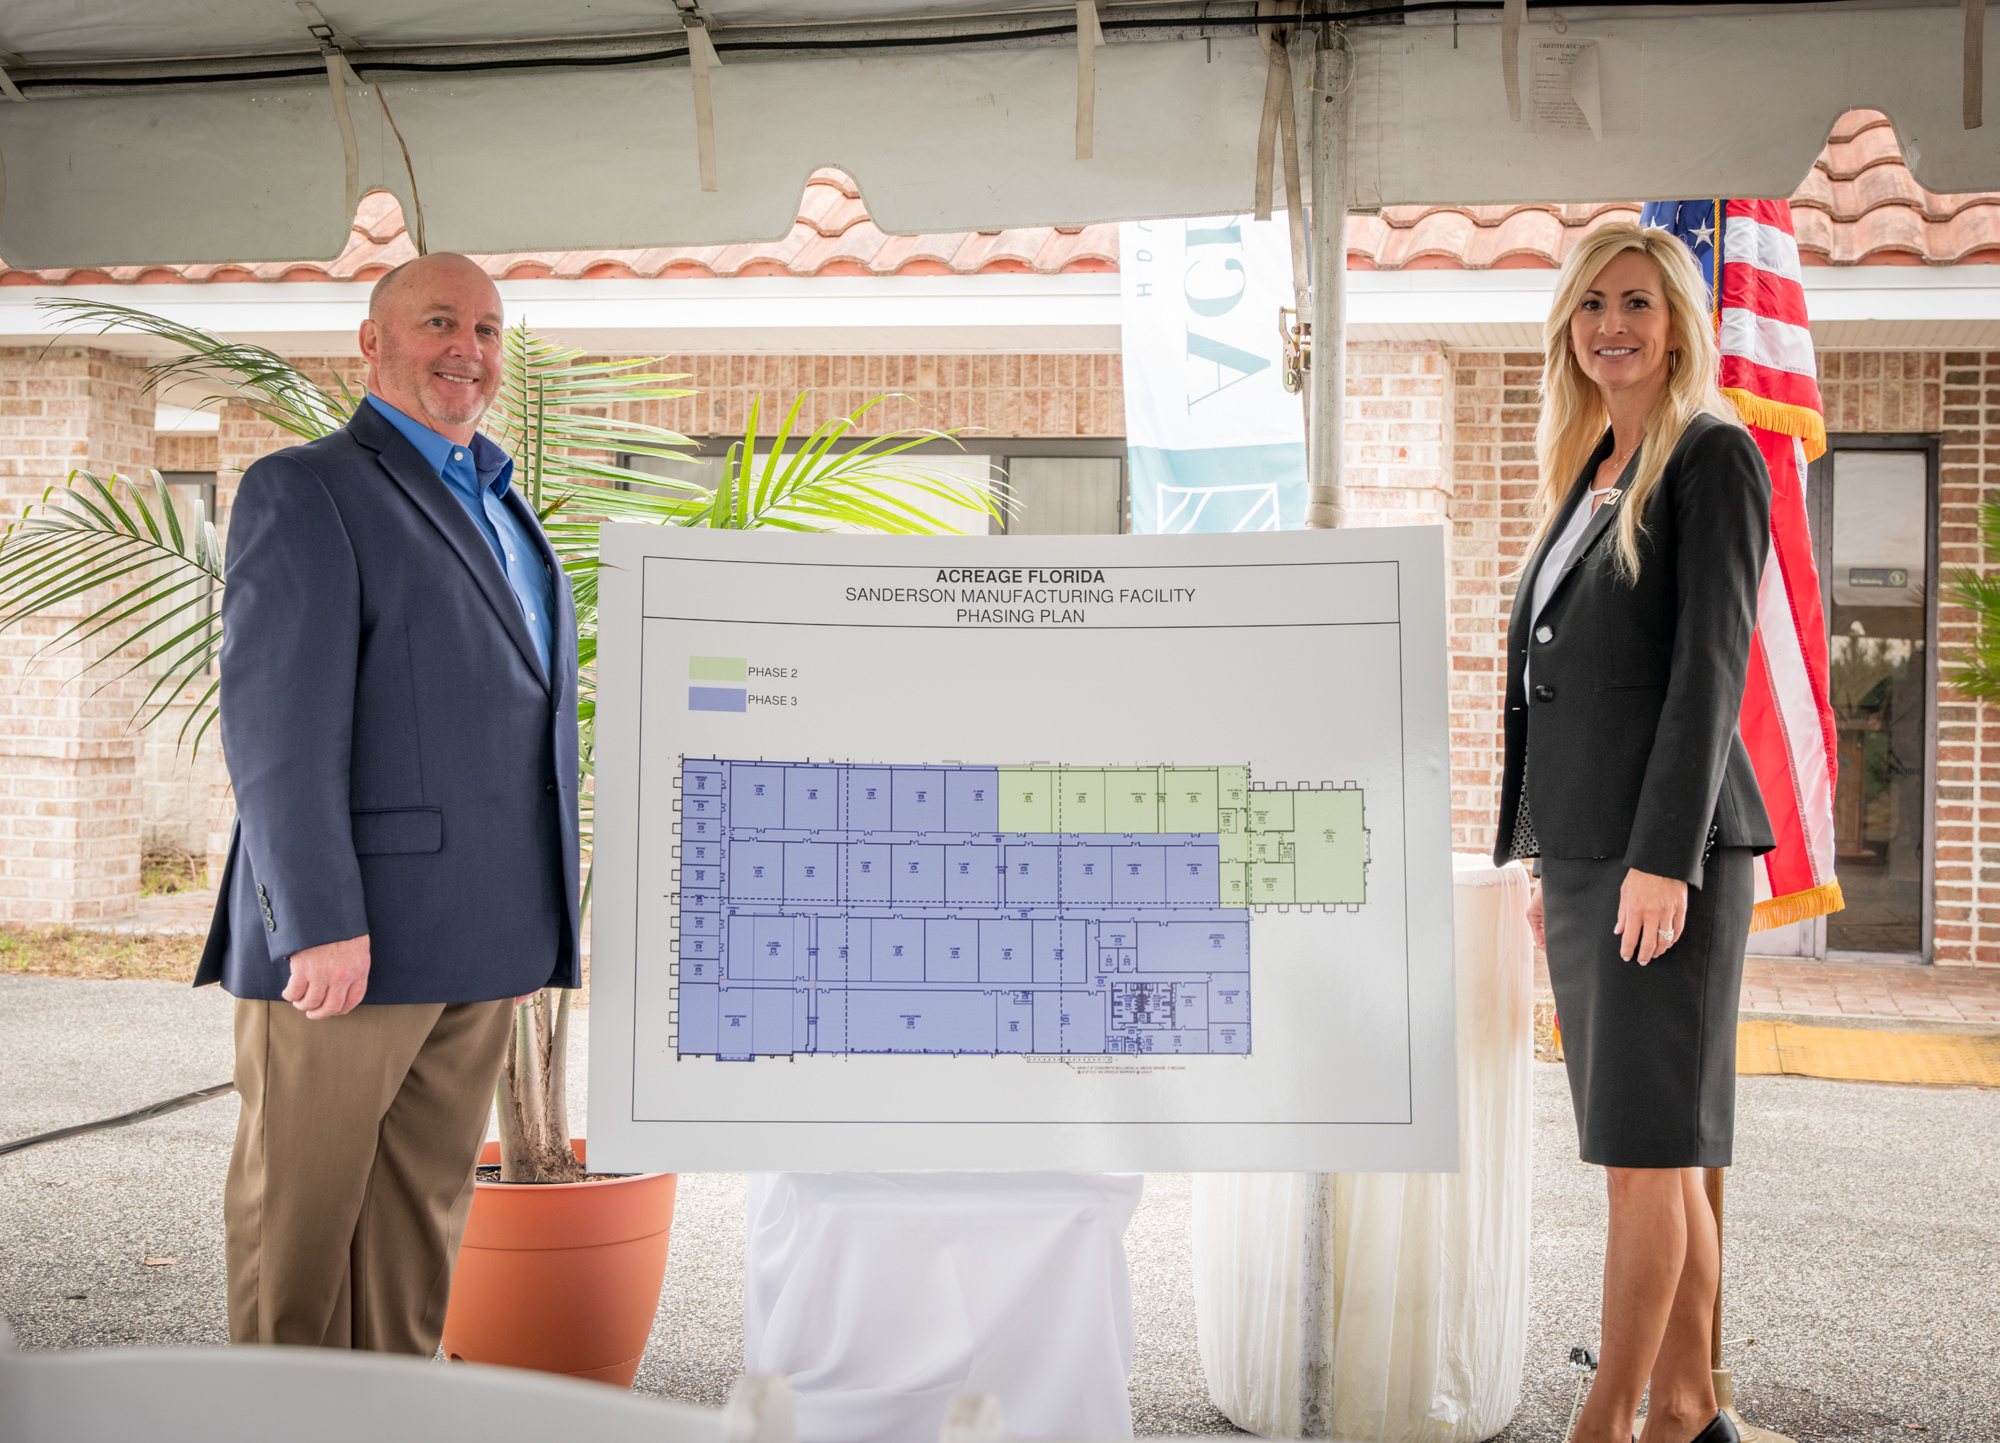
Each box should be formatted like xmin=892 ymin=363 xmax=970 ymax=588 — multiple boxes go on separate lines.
xmin=1280 ymin=307 xmax=1312 ymax=396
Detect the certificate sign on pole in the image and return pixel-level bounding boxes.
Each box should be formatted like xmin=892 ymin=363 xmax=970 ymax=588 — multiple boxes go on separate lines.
xmin=589 ymin=526 xmax=1458 ymax=1174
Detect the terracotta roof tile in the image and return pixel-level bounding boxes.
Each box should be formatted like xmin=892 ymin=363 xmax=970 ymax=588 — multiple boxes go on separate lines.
xmin=1348 ymin=113 xmax=2000 ymax=270
xmin=0 ymin=164 xmax=1118 ymax=284
xmin=7 ymin=116 xmax=1988 ymax=285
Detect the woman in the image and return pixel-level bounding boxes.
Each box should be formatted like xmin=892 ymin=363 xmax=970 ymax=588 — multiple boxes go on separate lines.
xmin=1493 ymin=222 xmax=1776 ymax=1443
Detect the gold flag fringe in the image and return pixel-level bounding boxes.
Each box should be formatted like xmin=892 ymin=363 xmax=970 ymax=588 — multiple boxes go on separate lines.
xmin=1720 ymin=388 xmax=1827 ymax=462
xmin=1750 ymin=878 xmax=1845 ymax=933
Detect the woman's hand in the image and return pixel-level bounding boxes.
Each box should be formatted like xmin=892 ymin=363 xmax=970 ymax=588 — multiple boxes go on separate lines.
xmin=1614 ymin=868 xmax=1689 ymax=965
xmin=1526 ymin=881 xmax=1545 ymax=949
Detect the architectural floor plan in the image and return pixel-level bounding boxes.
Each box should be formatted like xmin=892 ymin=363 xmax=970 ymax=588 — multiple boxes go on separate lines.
xmin=674 ymin=759 xmax=1367 ymax=1059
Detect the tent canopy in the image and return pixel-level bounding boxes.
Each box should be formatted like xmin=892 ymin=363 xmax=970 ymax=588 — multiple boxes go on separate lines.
xmin=0 ymin=1 xmax=1994 ymax=267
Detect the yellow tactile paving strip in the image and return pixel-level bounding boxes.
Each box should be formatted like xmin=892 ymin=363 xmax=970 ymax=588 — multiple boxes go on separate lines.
xmin=1737 ymin=1020 xmax=2000 ymax=1087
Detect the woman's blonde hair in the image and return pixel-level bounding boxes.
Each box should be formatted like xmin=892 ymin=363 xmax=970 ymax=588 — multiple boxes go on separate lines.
xmin=1530 ymin=221 xmax=1741 ymax=579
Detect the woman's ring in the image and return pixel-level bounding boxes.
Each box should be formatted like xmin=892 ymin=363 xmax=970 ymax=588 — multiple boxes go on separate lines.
xmin=1657 ymin=926 xmax=1676 ymax=943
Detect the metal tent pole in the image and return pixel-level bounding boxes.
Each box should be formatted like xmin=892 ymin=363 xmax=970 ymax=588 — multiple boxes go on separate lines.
xmin=1305 ymin=21 xmax=1347 ymax=530
xmin=1297 ymin=21 xmax=1347 ymax=1431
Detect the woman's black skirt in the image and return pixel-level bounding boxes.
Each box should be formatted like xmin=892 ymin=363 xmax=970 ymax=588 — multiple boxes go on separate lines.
xmin=1541 ymin=847 xmax=1754 ymax=1169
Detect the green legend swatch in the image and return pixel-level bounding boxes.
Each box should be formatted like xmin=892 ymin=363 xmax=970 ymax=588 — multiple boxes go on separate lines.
xmin=688 ymin=656 xmax=747 ymax=682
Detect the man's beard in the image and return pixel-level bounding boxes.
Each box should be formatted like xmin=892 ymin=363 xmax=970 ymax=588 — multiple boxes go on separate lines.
xmin=384 ymin=346 xmax=493 ymax=427
xmin=422 ymin=384 xmax=491 ymax=427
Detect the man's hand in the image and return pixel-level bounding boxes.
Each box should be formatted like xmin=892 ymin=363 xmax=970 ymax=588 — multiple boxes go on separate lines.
xmin=1526 ymin=881 xmax=1545 ymax=950
xmin=1613 ymin=868 xmax=1689 ymax=966
xmin=283 ymin=935 xmax=371 ymax=1018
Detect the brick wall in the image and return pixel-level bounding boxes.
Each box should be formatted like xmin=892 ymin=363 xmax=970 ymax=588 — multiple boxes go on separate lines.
xmin=154 ymin=432 xmax=219 ymax=472
xmin=612 ymin=354 xmax=1127 ymax=439
xmin=1443 ymin=350 xmax=1542 ymax=854
xmin=1933 ymin=350 xmax=1997 ymax=966
xmin=1342 ymin=342 xmax=1452 ymax=529
xmin=0 ymin=347 xmax=154 ymax=922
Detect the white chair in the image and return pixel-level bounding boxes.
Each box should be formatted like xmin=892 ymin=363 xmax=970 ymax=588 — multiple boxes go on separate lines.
xmin=0 ymin=1318 xmax=725 ymax=1443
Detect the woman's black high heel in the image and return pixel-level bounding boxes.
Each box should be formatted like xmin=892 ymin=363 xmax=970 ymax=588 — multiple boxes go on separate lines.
xmin=1687 ymin=1412 xmax=1742 ymax=1443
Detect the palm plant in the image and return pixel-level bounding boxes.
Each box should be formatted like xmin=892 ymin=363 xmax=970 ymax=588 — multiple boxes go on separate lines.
xmin=3 ymin=298 xmax=1000 ymax=1183
xmin=1946 ymin=498 xmax=2000 ymax=703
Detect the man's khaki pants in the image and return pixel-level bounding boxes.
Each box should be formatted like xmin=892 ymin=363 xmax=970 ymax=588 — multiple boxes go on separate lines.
xmin=225 ymin=996 xmax=513 ymax=1352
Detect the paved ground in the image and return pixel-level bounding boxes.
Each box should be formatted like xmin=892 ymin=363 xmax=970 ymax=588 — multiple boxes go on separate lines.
xmin=4 ymin=974 xmax=1996 ymax=1441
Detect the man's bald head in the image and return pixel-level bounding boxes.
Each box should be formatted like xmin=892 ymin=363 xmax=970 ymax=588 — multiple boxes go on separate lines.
xmin=368 ymin=252 xmax=499 ymax=323
xmin=358 ymin=252 xmax=505 ymax=444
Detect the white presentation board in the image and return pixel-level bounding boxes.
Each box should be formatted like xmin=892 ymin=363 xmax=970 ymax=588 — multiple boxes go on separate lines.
xmin=589 ymin=526 xmax=1458 ymax=1174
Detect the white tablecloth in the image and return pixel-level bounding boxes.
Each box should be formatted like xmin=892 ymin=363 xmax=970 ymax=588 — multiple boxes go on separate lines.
xmin=744 ymin=1172 xmax=1144 ymax=1443
xmin=1191 ymin=854 xmax=1537 ymax=1442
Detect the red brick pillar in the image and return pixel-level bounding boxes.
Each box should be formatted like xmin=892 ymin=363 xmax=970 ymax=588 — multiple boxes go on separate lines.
xmin=0 ymin=346 xmax=155 ymax=923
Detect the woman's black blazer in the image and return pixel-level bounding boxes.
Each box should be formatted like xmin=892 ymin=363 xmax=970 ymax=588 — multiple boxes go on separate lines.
xmin=1492 ymin=411 xmax=1778 ymax=886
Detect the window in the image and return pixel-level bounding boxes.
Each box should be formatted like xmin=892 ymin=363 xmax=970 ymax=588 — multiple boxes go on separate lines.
xmin=1759 ymin=438 xmax=1940 ymax=963
xmin=159 ymin=471 xmax=219 ymax=672
xmin=617 ymin=438 xmax=1129 ymax=536
xmin=999 ymin=457 xmax=1125 ymax=535
xmin=1821 ymin=445 xmax=1935 ymax=959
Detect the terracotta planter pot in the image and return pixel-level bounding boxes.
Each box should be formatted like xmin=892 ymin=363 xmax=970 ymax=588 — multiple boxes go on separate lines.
xmin=441 ymin=1140 xmax=677 ymax=1388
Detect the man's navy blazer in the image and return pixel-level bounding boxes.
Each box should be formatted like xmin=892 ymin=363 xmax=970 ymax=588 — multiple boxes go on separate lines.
xmin=197 ymin=401 xmax=582 ymax=1003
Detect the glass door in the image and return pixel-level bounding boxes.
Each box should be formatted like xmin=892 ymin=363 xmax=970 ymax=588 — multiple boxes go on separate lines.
xmin=1814 ymin=439 xmax=1938 ymax=960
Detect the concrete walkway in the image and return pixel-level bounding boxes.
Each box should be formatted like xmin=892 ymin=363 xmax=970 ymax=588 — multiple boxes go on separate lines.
xmin=1740 ymin=955 xmax=2000 ymax=1027
xmin=3 ymin=974 xmax=1996 ymax=1440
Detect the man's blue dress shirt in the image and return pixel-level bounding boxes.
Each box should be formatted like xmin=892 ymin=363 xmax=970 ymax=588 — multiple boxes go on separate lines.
xmin=365 ymin=394 xmax=555 ymax=679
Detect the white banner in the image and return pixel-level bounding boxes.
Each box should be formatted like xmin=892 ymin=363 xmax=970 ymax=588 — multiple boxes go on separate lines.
xmin=1120 ymin=215 xmax=1308 ymax=533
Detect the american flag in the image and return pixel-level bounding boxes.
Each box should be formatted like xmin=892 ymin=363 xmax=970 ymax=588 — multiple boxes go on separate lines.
xmin=1640 ymin=199 xmax=1843 ymax=929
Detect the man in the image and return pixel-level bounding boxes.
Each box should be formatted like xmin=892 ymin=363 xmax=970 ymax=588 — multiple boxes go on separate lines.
xmin=197 ymin=252 xmax=581 ymax=1353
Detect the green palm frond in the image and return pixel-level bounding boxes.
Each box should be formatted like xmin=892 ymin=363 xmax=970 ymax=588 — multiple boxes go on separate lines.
xmin=0 ymin=469 xmax=224 ymax=749
xmin=487 ymin=323 xmax=700 ymax=512
xmin=39 ymin=297 xmax=355 ymax=441
xmin=1945 ymin=498 xmax=2000 ymax=701
xmin=538 ymin=392 xmax=1000 ymax=629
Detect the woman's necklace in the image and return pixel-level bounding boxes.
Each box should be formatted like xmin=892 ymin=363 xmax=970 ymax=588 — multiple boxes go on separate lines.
xmin=1606 ymin=436 xmax=1640 ymax=477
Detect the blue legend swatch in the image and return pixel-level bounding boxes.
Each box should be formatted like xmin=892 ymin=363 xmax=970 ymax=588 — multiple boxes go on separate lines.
xmin=689 ymin=686 xmax=747 ymax=713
